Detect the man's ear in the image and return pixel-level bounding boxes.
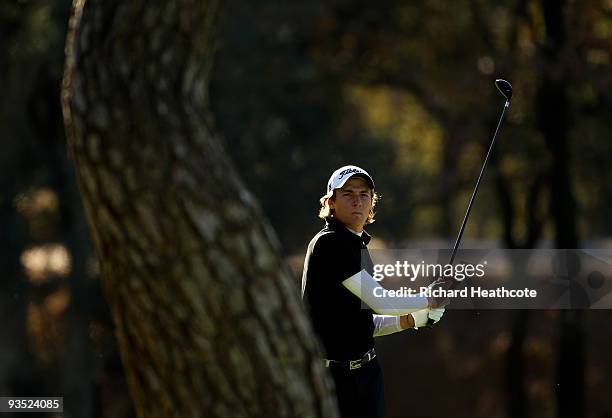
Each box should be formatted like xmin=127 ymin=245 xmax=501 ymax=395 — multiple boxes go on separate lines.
xmin=328 ymin=196 xmax=335 ymax=209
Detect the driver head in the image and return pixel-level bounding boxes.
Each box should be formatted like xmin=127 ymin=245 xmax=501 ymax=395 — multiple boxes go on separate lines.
xmin=495 ymin=79 xmax=513 ymax=101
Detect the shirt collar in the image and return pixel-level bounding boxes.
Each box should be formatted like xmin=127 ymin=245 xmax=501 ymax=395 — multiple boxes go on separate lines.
xmin=346 ymin=227 xmax=363 ymax=237
xmin=326 ymin=218 xmax=372 ymax=245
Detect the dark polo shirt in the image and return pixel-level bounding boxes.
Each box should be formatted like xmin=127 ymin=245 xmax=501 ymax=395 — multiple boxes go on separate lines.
xmin=301 ymin=218 xmax=375 ymax=361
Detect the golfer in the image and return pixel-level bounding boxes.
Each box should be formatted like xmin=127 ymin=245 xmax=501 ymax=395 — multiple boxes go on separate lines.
xmin=301 ymin=165 xmax=445 ymax=418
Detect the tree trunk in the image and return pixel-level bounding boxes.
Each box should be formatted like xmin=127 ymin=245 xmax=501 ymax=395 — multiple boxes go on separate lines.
xmin=537 ymin=1 xmax=584 ymax=418
xmin=0 ymin=183 xmax=33 ymax=396
xmin=61 ymin=1 xmax=336 ymax=417
xmin=505 ymin=310 xmax=530 ymax=418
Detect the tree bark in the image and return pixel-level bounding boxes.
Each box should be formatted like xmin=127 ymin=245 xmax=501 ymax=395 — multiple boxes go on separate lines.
xmin=61 ymin=1 xmax=336 ymax=417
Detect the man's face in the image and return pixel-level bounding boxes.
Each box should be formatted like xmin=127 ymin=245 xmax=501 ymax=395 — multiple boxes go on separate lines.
xmin=329 ymin=177 xmax=373 ymax=232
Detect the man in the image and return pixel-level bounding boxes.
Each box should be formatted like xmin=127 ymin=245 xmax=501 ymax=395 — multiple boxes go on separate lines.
xmin=301 ymin=165 xmax=445 ymax=418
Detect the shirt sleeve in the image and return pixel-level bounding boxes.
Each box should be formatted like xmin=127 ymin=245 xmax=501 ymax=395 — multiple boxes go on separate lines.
xmin=372 ymin=315 xmax=403 ymax=337
xmin=342 ymin=269 xmax=429 ymax=315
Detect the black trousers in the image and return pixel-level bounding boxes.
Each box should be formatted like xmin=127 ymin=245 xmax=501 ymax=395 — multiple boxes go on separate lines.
xmin=329 ymin=358 xmax=387 ymax=418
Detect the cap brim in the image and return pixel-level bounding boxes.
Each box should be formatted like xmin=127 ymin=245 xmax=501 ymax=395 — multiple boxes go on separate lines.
xmin=350 ymin=173 xmax=375 ymax=189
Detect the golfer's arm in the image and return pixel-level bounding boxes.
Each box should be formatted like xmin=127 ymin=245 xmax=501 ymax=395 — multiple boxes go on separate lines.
xmin=400 ymin=314 xmax=415 ymax=329
xmin=372 ymin=315 xmax=402 ymax=337
xmin=342 ymin=270 xmax=429 ymax=315
xmin=372 ymin=314 xmax=417 ymax=336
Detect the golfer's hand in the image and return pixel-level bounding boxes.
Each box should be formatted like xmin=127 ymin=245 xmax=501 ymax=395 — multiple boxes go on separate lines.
xmin=427 ymin=307 xmax=445 ymax=325
xmin=411 ymin=307 xmax=446 ymax=328
xmin=410 ymin=309 xmax=429 ymax=328
xmin=426 ymin=277 xmax=452 ymax=309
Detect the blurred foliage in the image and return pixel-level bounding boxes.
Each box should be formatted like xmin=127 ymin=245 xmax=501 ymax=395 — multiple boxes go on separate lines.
xmin=1 ymin=1 xmax=133 ymax=417
xmin=211 ymin=0 xmax=612 ymax=251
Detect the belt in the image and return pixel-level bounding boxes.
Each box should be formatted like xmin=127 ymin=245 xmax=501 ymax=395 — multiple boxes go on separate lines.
xmin=324 ymin=348 xmax=376 ymax=370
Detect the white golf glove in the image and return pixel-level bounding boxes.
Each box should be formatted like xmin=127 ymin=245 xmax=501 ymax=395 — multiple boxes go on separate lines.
xmin=427 ymin=307 xmax=445 ymax=324
xmin=410 ymin=308 xmax=445 ymax=329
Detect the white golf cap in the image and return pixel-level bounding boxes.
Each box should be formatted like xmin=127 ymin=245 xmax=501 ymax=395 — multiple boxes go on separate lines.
xmin=326 ymin=165 xmax=375 ymax=195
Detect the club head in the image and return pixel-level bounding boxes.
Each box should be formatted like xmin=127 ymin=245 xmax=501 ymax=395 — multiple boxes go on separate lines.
xmin=495 ymin=79 xmax=513 ymax=101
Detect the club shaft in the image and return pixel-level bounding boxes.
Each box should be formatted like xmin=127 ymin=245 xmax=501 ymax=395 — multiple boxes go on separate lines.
xmin=449 ymin=101 xmax=509 ymax=265
xmin=426 ymin=99 xmax=510 ymax=326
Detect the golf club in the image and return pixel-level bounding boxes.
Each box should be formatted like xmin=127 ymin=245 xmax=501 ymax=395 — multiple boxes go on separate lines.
xmin=426 ymin=78 xmax=512 ymax=324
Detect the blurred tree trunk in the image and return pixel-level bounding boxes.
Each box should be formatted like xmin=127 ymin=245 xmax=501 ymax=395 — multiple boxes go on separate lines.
xmin=491 ymin=153 xmax=541 ymax=418
xmin=505 ymin=310 xmax=530 ymax=418
xmin=476 ymin=1 xmax=541 ymax=414
xmin=490 ymin=125 xmax=546 ymax=418
xmin=0 ymin=183 xmax=33 ymax=395
xmin=28 ymin=61 xmax=100 ymax=418
xmin=57 ymin=148 xmax=97 ymax=418
xmin=537 ymin=1 xmax=584 ymax=418
xmin=61 ymin=1 xmax=336 ymax=417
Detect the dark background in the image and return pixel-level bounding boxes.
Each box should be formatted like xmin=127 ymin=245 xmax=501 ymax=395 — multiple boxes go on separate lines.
xmin=1 ymin=0 xmax=612 ymax=417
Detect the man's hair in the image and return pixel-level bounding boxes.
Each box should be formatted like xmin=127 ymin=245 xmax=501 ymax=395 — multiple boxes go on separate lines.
xmin=318 ymin=190 xmax=380 ymax=224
